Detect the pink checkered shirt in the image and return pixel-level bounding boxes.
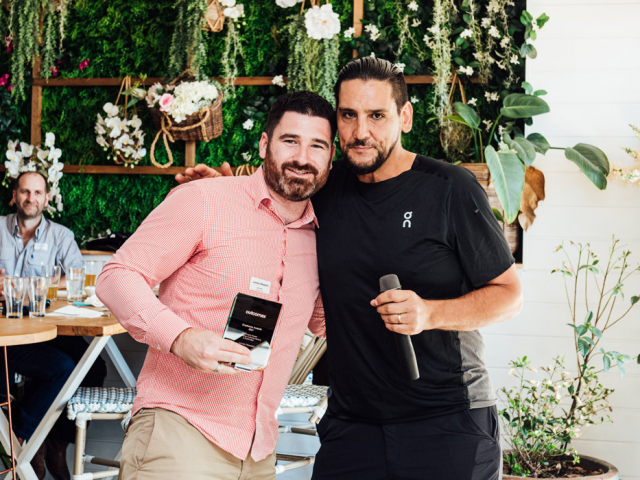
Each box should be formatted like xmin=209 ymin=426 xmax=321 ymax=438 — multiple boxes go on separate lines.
xmin=96 ymin=167 xmax=325 ymax=461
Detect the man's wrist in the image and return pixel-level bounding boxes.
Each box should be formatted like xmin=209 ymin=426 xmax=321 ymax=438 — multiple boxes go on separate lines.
xmin=422 ymin=298 xmax=444 ymax=331
xmin=170 ymin=327 xmax=192 ymax=355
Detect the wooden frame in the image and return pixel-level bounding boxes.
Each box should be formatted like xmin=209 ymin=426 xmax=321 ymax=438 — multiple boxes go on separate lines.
xmin=27 ymin=0 xmax=477 ymax=176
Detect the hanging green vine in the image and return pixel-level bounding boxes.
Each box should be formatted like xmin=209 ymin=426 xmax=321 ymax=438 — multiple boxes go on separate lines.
xmin=220 ymin=18 xmax=244 ymax=98
xmin=168 ymin=0 xmax=209 ymax=78
xmin=285 ymin=14 xmax=339 ymax=105
xmin=8 ymin=0 xmax=70 ymax=100
xmin=429 ymin=0 xmax=456 ymax=153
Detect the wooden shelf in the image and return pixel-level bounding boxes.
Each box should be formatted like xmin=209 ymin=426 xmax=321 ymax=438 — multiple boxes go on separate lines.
xmin=0 ymin=165 xmax=231 ymax=175
xmin=32 ymin=76 xmax=281 ymax=87
xmin=32 ymin=75 xmax=480 ymax=87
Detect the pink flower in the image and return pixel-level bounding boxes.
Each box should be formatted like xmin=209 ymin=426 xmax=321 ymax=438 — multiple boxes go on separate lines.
xmin=0 ymin=74 xmax=9 ymax=87
xmin=158 ymin=93 xmax=174 ymax=112
xmin=50 ymin=66 xmax=59 ymax=77
xmin=79 ymin=59 xmax=90 ymax=70
xmin=7 ymin=85 xmax=12 ymax=92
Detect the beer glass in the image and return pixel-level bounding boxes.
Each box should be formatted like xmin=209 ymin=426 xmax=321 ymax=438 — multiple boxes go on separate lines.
xmin=28 ymin=276 xmax=50 ymax=318
xmin=41 ymin=265 xmax=62 ymax=301
xmin=4 ymin=277 xmax=27 ymax=318
xmin=67 ymin=267 xmax=86 ymax=304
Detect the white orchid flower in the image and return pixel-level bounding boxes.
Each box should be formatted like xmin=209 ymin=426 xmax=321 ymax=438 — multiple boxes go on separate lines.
xmin=6 ymin=149 xmax=21 ymax=162
xmin=48 ymin=148 xmax=62 ymax=162
xmin=45 ymin=132 xmax=56 ymax=148
xmin=220 ymin=0 xmax=236 ymax=6
xmin=135 ymin=148 xmax=147 ymax=159
xmin=48 ymin=162 xmax=63 ymax=183
xmin=7 ymin=140 xmax=17 ymax=151
xmin=96 ymin=136 xmax=107 ymax=147
xmin=20 ymin=142 xmax=34 ymax=157
xmin=4 ymin=159 xmax=20 ymax=177
xmin=103 ymin=102 xmax=119 ymax=117
xmin=114 ymin=134 xmax=131 ymax=150
xmin=26 ymin=161 xmax=37 ymax=172
xmin=37 ymin=149 xmax=50 ymax=161
xmin=128 ymin=116 xmax=142 ymax=129
xmin=275 ymin=0 xmax=297 ymax=7
xmin=56 ymin=200 xmax=63 ymax=212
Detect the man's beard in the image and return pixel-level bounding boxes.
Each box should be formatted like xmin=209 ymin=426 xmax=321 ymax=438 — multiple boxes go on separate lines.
xmin=342 ymin=132 xmax=400 ymax=176
xmin=17 ymin=202 xmax=43 ymax=220
xmin=263 ymin=148 xmax=330 ymax=202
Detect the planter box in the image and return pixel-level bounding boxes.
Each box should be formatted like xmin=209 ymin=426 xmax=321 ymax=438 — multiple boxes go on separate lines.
xmin=503 ymin=454 xmax=619 ymax=480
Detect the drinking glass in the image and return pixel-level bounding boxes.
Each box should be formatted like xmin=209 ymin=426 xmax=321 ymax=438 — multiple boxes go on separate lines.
xmin=84 ymin=261 xmax=104 ymax=287
xmin=67 ymin=267 xmax=86 ymax=304
xmin=27 ymin=276 xmax=50 ymax=318
xmin=4 ymin=277 xmax=27 ymax=318
xmin=41 ymin=265 xmax=62 ymax=301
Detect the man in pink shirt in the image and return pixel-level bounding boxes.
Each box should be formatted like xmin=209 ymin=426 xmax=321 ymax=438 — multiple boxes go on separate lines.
xmin=96 ymin=91 xmax=335 ymax=480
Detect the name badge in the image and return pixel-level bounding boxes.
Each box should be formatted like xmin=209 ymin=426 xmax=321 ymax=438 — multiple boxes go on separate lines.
xmin=34 ymin=243 xmax=48 ymax=251
xmin=250 ymin=277 xmax=271 ymax=295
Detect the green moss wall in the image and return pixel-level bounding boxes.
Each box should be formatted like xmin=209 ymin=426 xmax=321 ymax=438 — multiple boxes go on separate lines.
xmin=0 ymin=0 xmax=519 ymax=243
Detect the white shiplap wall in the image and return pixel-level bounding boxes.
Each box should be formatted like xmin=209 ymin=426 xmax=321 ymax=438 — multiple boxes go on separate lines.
xmin=483 ymin=0 xmax=640 ymax=478
xmin=59 ymin=3 xmax=640 ymax=480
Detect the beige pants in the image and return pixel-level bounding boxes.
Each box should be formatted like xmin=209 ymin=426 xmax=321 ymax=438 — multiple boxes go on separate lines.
xmin=119 ymin=408 xmax=277 ymax=480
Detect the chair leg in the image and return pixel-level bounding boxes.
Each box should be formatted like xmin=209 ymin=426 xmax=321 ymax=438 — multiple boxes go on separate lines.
xmin=74 ymin=415 xmax=88 ymax=477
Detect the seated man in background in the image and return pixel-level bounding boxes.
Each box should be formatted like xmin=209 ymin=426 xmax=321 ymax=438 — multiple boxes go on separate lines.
xmin=97 ymin=91 xmax=333 ymax=480
xmin=0 ymin=171 xmax=107 ymax=480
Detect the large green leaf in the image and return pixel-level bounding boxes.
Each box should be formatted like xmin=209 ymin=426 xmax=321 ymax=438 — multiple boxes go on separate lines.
xmin=453 ymin=102 xmax=480 ymax=129
xmin=500 ymin=94 xmax=550 ymax=119
xmin=564 ymin=144 xmax=610 ymax=190
xmin=510 ymin=136 xmax=537 ymax=166
xmin=526 ymin=133 xmax=550 ymax=154
xmin=485 ymin=146 xmax=525 ymax=224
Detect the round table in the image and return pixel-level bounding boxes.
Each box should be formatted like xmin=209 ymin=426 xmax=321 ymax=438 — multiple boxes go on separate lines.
xmin=0 ymin=319 xmax=57 ymax=480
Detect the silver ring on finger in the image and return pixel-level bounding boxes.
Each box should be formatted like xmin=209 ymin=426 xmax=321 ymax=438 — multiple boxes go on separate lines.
xmin=214 ymin=364 xmax=222 ymax=374
xmin=397 ymin=314 xmax=402 ymax=324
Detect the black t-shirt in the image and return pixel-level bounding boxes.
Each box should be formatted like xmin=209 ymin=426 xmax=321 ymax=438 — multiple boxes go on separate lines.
xmin=311 ymin=155 xmax=515 ymax=423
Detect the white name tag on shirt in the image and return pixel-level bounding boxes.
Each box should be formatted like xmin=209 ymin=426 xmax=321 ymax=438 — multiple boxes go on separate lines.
xmin=249 ymin=277 xmax=271 ymax=294
xmin=34 ymin=243 xmax=48 ymax=251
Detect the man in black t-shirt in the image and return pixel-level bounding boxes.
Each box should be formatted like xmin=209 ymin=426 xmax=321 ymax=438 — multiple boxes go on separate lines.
xmin=179 ymin=59 xmax=523 ymax=480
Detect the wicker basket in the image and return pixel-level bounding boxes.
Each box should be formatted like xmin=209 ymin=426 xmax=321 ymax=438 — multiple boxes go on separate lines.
xmin=149 ymin=88 xmax=223 ymax=168
xmin=149 ymin=91 xmax=223 ymax=142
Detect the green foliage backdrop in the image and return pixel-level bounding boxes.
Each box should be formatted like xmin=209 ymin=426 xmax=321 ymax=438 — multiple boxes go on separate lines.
xmin=0 ymin=0 xmax=515 ymax=243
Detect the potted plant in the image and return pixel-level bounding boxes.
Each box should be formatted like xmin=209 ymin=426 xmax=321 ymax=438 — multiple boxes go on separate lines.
xmin=430 ymin=85 xmax=610 ymax=231
xmin=500 ymin=238 xmax=639 ymax=479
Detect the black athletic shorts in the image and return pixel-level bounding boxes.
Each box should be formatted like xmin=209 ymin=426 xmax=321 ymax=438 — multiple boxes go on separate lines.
xmin=311 ymin=406 xmax=502 ymax=480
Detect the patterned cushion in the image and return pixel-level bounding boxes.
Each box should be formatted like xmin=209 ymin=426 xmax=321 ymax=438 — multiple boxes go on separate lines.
xmin=279 ymin=384 xmax=328 ymax=408
xmin=67 ymin=387 xmax=136 ymax=420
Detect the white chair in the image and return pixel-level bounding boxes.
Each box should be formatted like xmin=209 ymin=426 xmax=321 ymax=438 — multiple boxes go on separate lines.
xmin=67 ymin=332 xmax=328 ymax=478
xmin=67 ymin=387 xmax=135 ymax=480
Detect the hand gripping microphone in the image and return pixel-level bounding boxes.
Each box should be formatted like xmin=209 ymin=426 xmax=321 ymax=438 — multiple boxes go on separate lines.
xmin=379 ymin=274 xmax=420 ymax=381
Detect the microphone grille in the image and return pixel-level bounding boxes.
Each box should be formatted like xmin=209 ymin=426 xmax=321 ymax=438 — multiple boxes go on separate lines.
xmin=379 ymin=274 xmax=401 ymax=292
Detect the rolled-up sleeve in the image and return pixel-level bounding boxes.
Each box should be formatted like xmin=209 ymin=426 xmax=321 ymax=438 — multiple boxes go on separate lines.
xmin=96 ymin=183 xmax=204 ymax=354
xmin=307 ymin=293 xmax=326 ymax=338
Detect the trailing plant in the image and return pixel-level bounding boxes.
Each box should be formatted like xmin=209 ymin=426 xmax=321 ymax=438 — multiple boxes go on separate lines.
xmin=168 ymin=0 xmax=209 ymax=79
xmin=8 ymin=0 xmax=71 ymax=100
xmin=428 ymin=84 xmax=610 ymax=228
xmin=500 ymin=238 xmax=640 ymax=477
xmin=284 ymin=10 xmax=340 ymax=104
xmin=220 ymin=17 xmax=244 ymax=98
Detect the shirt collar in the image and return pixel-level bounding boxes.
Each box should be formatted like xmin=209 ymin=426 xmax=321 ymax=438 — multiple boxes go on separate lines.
xmin=10 ymin=213 xmax=45 ymax=240
xmin=248 ymin=165 xmax=319 ymax=228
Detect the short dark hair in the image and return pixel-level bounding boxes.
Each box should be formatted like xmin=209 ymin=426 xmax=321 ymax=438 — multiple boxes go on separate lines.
xmin=334 ymin=57 xmax=408 ymax=114
xmin=12 ymin=171 xmax=50 ymax=193
xmin=265 ymin=91 xmax=337 ymax=142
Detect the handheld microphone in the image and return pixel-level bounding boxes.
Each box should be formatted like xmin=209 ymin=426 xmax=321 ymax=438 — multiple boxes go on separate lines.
xmin=379 ymin=274 xmax=420 ymax=381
